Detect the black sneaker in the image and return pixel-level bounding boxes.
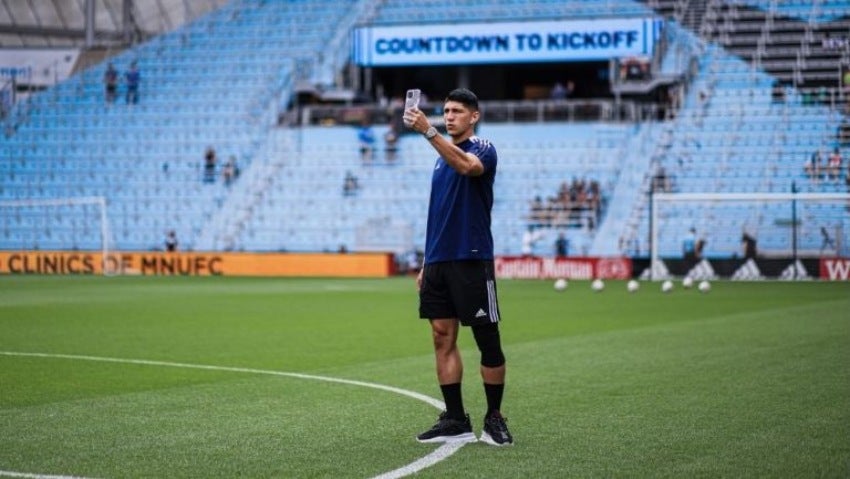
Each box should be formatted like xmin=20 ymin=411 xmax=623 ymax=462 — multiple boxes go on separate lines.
xmin=480 ymin=412 xmax=514 ymax=446
xmin=416 ymin=412 xmax=476 ymax=443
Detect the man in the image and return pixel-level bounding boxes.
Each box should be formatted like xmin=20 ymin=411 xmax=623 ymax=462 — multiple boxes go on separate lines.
xmin=103 ymin=63 xmax=118 ymax=103
xmin=402 ymin=88 xmax=513 ymax=447
xmin=820 ymin=226 xmax=835 ymax=255
xmin=357 ymin=120 xmax=376 ymax=162
xmin=125 ymin=62 xmax=140 ymax=105
xmin=682 ymin=227 xmax=697 ymax=262
xmin=164 ymin=230 xmax=178 ymax=252
xmin=521 ymin=225 xmax=544 ymax=257
xmin=555 ymin=232 xmax=569 ymax=258
xmin=741 ymin=232 xmax=757 ymax=260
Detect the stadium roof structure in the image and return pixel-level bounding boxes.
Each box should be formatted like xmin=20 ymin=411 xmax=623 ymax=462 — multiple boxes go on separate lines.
xmin=0 ymin=0 xmax=228 ymax=48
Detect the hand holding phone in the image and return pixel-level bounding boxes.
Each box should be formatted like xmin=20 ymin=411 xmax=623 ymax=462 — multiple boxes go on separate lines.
xmin=403 ymin=89 xmax=421 ymax=128
xmin=404 ymin=89 xmax=421 ymax=111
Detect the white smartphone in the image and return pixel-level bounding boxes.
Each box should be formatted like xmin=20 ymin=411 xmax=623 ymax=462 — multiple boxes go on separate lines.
xmin=404 ymin=89 xmax=421 ymax=111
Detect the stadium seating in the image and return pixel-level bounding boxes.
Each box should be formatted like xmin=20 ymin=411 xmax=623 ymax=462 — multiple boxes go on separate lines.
xmin=372 ymin=0 xmax=654 ymax=24
xmin=622 ymin=21 xmax=848 ymax=258
xmin=236 ymin=122 xmax=636 ymax=256
xmin=1 ymin=0 xmax=847 ymax=258
xmin=705 ymin=0 xmax=850 ymax=87
xmin=0 ymin=0 xmax=352 ymax=251
xmin=726 ymin=0 xmax=850 ymax=23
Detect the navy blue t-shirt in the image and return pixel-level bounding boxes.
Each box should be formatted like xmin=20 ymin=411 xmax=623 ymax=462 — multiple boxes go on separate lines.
xmin=424 ymin=136 xmax=497 ymax=264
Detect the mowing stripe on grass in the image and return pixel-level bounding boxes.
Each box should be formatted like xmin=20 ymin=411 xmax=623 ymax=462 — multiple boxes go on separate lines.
xmin=0 ymin=351 xmax=465 ymax=479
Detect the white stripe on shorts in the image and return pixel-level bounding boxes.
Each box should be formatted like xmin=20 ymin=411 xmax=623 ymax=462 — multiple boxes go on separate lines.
xmin=486 ymin=279 xmax=500 ymax=323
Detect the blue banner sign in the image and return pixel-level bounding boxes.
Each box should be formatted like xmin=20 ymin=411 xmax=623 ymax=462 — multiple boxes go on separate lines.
xmin=352 ymin=17 xmax=661 ymax=66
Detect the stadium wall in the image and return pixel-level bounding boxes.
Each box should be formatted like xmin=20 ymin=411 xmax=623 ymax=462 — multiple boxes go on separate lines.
xmin=0 ymin=252 xmax=395 ymax=277
xmin=632 ymin=257 xmax=850 ymax=281
xmin=2 ymin=252 xmax=846 ymax=280
xmin=495 ymin=256 xmax=632 ymax=280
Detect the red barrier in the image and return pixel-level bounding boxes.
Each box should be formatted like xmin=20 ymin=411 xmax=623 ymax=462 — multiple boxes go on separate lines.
xmin=494 ymin=256 xmax=632 ymax=280
xmin=820 ymin=258 xmax=850 ymax=281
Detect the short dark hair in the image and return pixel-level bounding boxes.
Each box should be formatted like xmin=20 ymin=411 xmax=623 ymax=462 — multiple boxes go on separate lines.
xmin=445 ymin=88 xmax=479 ymax=111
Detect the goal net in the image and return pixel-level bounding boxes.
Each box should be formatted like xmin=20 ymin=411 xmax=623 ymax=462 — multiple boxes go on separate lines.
xmin=649 ymin=192 xmax=850 ymax=280
xmin=0 ymin=196 xmax=116 ymax=275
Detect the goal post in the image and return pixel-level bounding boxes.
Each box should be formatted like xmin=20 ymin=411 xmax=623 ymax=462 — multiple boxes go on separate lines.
xmin=649 ymin=191 xmax=850 ymax=281
xmin=0 ymin=196 xmax=116 ymax=275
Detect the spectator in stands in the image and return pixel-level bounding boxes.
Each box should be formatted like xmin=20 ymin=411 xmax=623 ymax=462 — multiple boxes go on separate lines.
xmin=653 ymin=166 xmax=671 ymax=192
xmin=587 ymin=180 xmax=602 ymax=228
xmin=222 ymin=156 xmax=239 ymax=187
xmin=556 ymin=180 xmax=570 ymax=204
xmin=0 ymin=90 xmax=10 ymax=119
xmin=203 ymin=146 xmax=217 ymax=183
xmin=125 ymin=61 xmax=140 ymax=105
xmin=827 ymin=148 xmax=843 ymax=182
xmin=682 ymin=227 xmax=698 ymax=263
xmin=822 ymin=33 xmax=833 ymax=50
xmin=529 ymin=177 xmax=605 ymax=230
xmin=403 ymin=248 xmax=424 ymax=275
xmin=820 ymin=226 xmax=836 ymax=255
xmin=521 ymin=225 xmax=544 ymax=257
xmin=342 ymin=170 xmax=359 ymax=196
xmin=552 ymin=195 xmax=569 ymax=228
xmin=555 ymin=232 xmax=569 ymax=258
xmin=695 ymin=238 xmax=706 ymax=261
xmin=665 ymin=86 xmax=683 ymax=119
xmin=805 ymin=150 xmax=823 ymax=181
xmin=104 ymin=63 xmax=118 ymax=103
xmin=822 ymin=33 xmax=847 ymax=51
xmin=621 ymin=57 xmax=650 ymax=81
xmin=619 ymin=235 xmax=640 ymax=256
xmin=384 ymin=123 xmax=399 ymax=162
xmin=698 ymin=87 xmax=709 ymax=106
xmin=165 ymin=230 xmax=178 ymax=252
xmin=529 ymin=195 xmax=546 ymax=228
xmin=550 ymin=81 xmax=571 ymax=101
xmin=741 ymin=232 xmax=757 ymax=260
xmin=357 ymin=120 xmax=376 ymax=162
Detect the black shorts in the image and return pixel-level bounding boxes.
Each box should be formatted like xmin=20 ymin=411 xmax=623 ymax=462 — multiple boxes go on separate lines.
xmin=419 ymin=260 xmax=502 ymax=326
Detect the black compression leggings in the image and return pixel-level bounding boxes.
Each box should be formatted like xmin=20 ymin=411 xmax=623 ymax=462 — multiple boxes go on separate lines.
xmin=471 ymin=322 xmax=505 ymax=368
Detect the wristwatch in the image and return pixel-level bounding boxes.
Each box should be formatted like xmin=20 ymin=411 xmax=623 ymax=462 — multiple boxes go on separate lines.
xmin=424 ymin=126 xmax=438 ymax=139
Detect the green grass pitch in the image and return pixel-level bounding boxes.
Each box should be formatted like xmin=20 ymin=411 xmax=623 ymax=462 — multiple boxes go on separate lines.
xmin=1 ymin=276 xmax=848 ymax=478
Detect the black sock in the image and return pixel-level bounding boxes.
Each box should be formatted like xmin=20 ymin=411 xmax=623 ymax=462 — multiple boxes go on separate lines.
xmin=484 ymin=382 xmax=504 ymax=417
xmin=440 ymin=383 xmax=465 ymax=419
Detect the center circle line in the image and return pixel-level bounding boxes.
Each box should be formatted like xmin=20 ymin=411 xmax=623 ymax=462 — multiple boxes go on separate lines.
xmin=0 ymin=351 xmax=467 ymax=479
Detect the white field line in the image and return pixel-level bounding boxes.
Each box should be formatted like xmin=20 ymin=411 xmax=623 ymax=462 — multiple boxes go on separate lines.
xmin=0 ymin=471 xmax=94 ymax=479
xmin=0 ymin=351 xmax=466 ymax=479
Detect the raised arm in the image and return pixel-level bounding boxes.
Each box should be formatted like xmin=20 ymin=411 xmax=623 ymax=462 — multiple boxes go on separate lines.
xmin=403 ymin=107 xmax=484 ymax=177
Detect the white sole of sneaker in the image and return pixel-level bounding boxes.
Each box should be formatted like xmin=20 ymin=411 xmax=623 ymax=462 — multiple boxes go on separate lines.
xmin=479 ymin=431 xmax=514 ymax=447
xmin=416 ymin=432 xmax=477 ymax=444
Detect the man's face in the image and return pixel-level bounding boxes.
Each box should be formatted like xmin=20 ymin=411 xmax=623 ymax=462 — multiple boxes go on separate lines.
xmin=443 ymin=100 xmax=479 ymax=138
